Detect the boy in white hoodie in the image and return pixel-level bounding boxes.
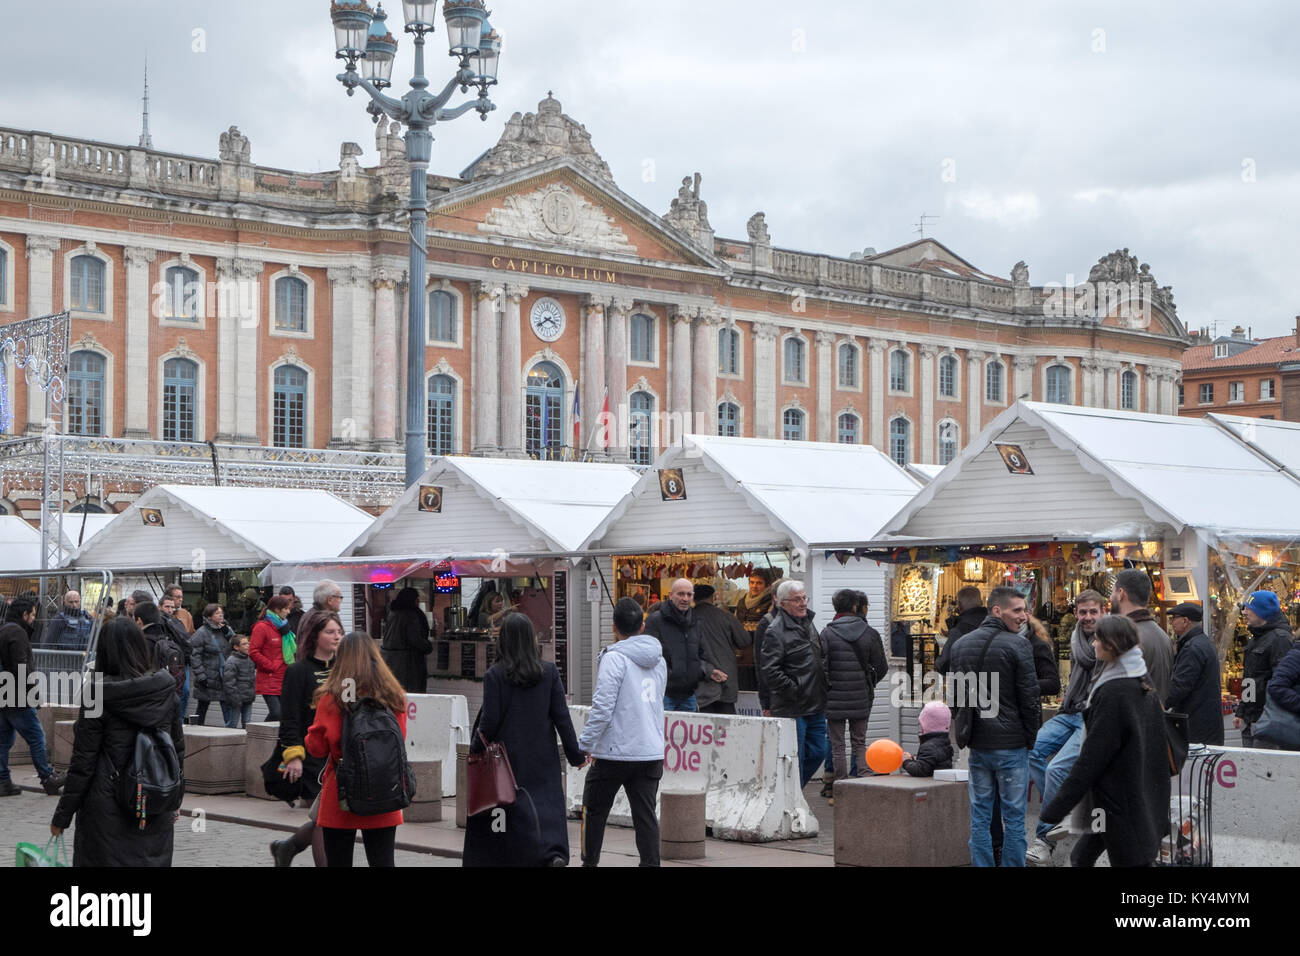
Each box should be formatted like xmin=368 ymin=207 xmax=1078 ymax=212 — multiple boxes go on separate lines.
xmin=578 ymin=597 xmax=668 ymax=866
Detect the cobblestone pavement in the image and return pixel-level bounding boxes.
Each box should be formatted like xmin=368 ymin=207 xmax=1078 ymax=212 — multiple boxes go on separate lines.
xmin=0 ymin=789 xmax=458 ymax=867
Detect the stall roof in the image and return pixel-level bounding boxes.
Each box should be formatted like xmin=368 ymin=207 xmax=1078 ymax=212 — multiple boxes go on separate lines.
xmin=58 ymin=512 xmax=116 ymax=552
xmin=346 ymin=457 xmax=642 ymax=557
xmin=1209 ymin=413 xmax=1300 ymax=479
xmin=861 ymin=401 xmax=1300 ymax=547
xmin=583 ymin=434 xmax=923 ymax=553
xmin=0 ymin=516 xmax=42 ymax=572
xmin=67 ymin=485 xmax=375 ymax=571
xmin=905 ymin=463 xmax=945 ymax=483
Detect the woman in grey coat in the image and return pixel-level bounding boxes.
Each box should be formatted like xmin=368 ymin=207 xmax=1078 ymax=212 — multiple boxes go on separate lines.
xmin=190 ymin=604 xmax=233 ymax=725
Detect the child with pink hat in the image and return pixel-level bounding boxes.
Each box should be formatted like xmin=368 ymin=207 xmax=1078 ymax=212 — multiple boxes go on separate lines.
xmin=902 ymin=701 xmax=955 ymax=776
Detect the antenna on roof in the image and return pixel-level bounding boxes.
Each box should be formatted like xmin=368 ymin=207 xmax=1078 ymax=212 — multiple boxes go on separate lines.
xmin=138 ymin=56 xmax=154 ymax=149
xmin=913 ymin=213 xmax=939 ymax=237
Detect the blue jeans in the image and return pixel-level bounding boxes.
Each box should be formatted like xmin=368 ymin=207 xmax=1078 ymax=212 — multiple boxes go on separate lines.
xmin=178 ymin=668 xmax=191 ymax=723
xmin=0 ymin=707 xmax=54 ymax=781
xmin=794 ymin=713 xmax=830 ymax=789
xmin=968 ymin=748 xmax=1030 ymax=867
xmin=1029 ymin=712 xmax=1084 ymax=840
xmin=224 ymin=702 xmax=253 ymax=729
xmin=663 ymin=694 xmax=697 ymax=712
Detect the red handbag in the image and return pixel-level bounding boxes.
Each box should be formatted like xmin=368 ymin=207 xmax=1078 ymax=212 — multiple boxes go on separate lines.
xmin=465 ymin=729 xmax=518 ymax=817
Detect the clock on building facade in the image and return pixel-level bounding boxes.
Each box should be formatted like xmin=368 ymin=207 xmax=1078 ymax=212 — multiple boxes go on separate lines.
xmin=529 ymin=296 xmax=566 ymax=342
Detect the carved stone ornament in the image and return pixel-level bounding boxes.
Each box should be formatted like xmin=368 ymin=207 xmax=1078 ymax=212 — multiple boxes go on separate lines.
xmin=1088 ymin=248 xmax=1158 ymax=288
xmin=470 ymin=93 xmax=615 ymax=185
xmin=431 ymin=358 xmax=454 ymax=376
xmin=747 ymin=212 xmax=771 ymax=245
xmin=1010 ymin=261 xmax=1029 ymax=287
xmin=74 ymin=331 xmax=103 ymax=350
xmin=282 ymin=346 xmax=300 ymax=365
xmin=609 ymin=294 xmax=635 ymax=314
xmin=172 ymin=337 xmax=197 ymax=360
xmin=633 ymin=375 xmax=650 ymax=392
xmin=478 ymin=183 xmax=635 ymax=254
xmin=219 ymin=126 xmax=252 ymax=164
xmin=785 ymin=397 xmax=806 ymax=412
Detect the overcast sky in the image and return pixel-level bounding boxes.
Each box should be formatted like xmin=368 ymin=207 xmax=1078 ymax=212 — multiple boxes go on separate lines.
xmin=7 ymin=1 xmax=1299 ymax=337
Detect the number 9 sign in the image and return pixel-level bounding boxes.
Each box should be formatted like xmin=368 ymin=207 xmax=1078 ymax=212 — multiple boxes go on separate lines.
xmin=995 ymin=443 xmax=1034 ymax=475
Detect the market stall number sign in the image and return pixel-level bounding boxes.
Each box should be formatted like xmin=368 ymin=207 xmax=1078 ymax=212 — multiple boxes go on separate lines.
xmin=418 ymin=485 xmax=443 ymax=513
xmin=995 ymin=443 xmax=1034 ymax=475
xmin=659 ymin=469 xmax=687 ymax=501
xmin=140 ymin=508 xmax=165 ymax=527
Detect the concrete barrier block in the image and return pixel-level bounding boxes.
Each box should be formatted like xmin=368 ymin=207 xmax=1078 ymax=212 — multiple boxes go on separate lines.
xmin=405 ymin=694 xmax=470 ymax=797
xmin=455 ymin=744 xmax=470 ymax=829
xmin=410 ymin=759 xmax=442 ymax=801
xmin=661 ymin=838 xmax=706 ymax=860
xmin=1202 ymin=746 xmax=1300 ymax=866
xmin=405 ymin=799 xmax=444 ymax=823
xmin=183 ymin=726 xmax=246 ymax=795
xmin=39 ymin=705 xmax=80 ymax=746
xmin=51 ymin=720 xmax=78 ymax=772
xmin=833 ymin=775 xmax=970 ymax=867
xmin=243 ymin=721 xmax=280 ymax=801
xmin=660 ymin=790 xmax=706 ymax=844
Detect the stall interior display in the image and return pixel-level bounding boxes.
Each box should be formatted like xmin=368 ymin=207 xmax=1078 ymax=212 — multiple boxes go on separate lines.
xmin=611 ymin=550 xmax=790 ymax=618
xmin=1209 ymin=541 xmax=1300 ymax=710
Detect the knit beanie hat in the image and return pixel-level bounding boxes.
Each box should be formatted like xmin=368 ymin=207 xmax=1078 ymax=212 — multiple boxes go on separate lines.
xmin=1243 ymin=590 xmax=1281 ymax=619
xmin=918 ymin=700 xmax=952 ymax=734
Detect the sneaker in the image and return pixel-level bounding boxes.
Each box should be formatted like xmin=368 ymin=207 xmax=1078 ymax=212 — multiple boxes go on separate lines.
xmin=270 ymin=839 xmax=299 ymax=867
xmin=41 ymin=773 xmax=67 ymax=796
xmin=1045 ymin=823 xmax=1070 ymax=843
xmin=0 ymin=780 xmax=20 ymax=797
xmin=1026 ymin=838 xmax=1054 ymax=866
xmin=819 ymin=781 xmax=834 ymax=799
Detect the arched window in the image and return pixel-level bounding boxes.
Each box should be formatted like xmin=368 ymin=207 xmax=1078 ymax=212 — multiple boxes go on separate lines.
xmin=782 ymin=408 xmax=805 ymax=441
xmin=165 ymin=265 xmax=200 ymax=321
xmin=275 ymin=276 xmax=308 ymax=332
xmin=717 ymin=401 xmax=739 ymax=437
xmin=429 ymin=289 xmax=455 ymax=343
xmin=837 ymin=412 xmax=859 ymax=444
xmin=162 ymin=358 xmax=197 ymax=442
xmin=718 ymin=327 xmax=740 ymax=375
xmin=939 ymin=355 xmax=958 ymax=398
xmin=889 ymin=417 xmax=910 ymax=467
xmin=629 ymin=313 xmax=655 ymax=363
xmin=784 ymin=338 xmax=806 ymax=383
xmin=68 ymin=501 xmax=105 ymax=514
xmin=70 ymin=255 xmax=105 ymax=312
xmin=629 ymin=391 xmax=654 ymax=465
xmin=986 ymin=359 xmax=1004 ymax=402
xmin=1046 ymin=364 xmax=1072 ymax=405
xmin=426 ymin=373 xmax=455 ymax=454
xmin=525 ymin=361 xmax=564 ymax=456
xmin=938 ymin=420 xmax=959 ymax=465
xmin=890 ymin=349 xmax=909 ymax=392
xmin=838 ymin=344 xmax=858 ymax=388
xmin=67 ymin=351 xmax=105 ymax=437
xmin=272 ymin=365 xmax=308 ymax=448
xmin=1121 ymin=370 xmax=1137 ymax=410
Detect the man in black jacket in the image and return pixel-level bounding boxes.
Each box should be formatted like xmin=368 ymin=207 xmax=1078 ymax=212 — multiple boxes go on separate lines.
xmin=644 ymin=578 xmax=724 ymax=712
xmin=1166 ymin=603 xmax=1224 ymax=745
xmin=760 ymin=579 xmax=828 ymax=788
xmin=692 ymin=585 xmax=750 ymax=714
xmin=0 ymin=598 xmax=66 ymax=796
xmin=822 ymin=589 xmax=887 ymax=786
xmin=947 ymin=585 xmax=1039 ymax=867
xmin=1234 ymin=589 xmax=1294 ymax=747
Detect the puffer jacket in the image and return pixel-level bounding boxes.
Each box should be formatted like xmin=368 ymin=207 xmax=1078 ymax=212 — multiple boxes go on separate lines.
xmin=902 ymin=731 xmax=954 ymax=777
xmin=1266 ymin=641 xmax=1300 ymax=717
xmin=935 ymin=606 xmax=987 ymax=675
xmin=946 ymin=614 xmax=1040 ymax=750
xmin=1237 ymin=613 xmax=1294 ymax=723
xmin=1166 ymin=625 xmax=1224 ymax=745
xmin=51 ymin=670 xmax=184 ymax=867
xmin=759 ymin=609 xmax=825 ymax=718
xmin=821 ymin=614 xmax=887 ymax=721
xmin=221 ymin=651 xmax=257 ymax=706
xmin=189 ymin=623 xmax=230 ymax=702
xmin=644 ymin=602 xmax=709 ymax=700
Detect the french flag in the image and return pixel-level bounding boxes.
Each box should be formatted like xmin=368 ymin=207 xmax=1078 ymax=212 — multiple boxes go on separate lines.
xmin=572 ymin=383 xmax=581 ymax=451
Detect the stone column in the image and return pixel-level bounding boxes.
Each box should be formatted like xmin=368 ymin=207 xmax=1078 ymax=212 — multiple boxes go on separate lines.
xmin=498 ymin=283 xmax=528 ymax=457
xmin=371 ymin=267 xmax=399 ymax=450
xmin=1101 ymin=361 xmax=1120 ymax=409
xmin=214 ymin=257 xmax=261 ymax=442
xmin=471 ymin=281 xmax=501 ymax=455
xmin=1162 ymin=371 xmax=1177 ymax=414
xmin=692 ymin=309 xmax=721 ymax=438
xmin=1080 ymin=357 xmax=1097 ymax=407
xmin=1013 ymin=355 xmax=1037 ymax=403
xmin=867 ymin=337 xmax=887 ymax=449
xmin=815 ymin=331 xmax=834 ymax=442
xmin=581 ymin=294 xmax=607 ymax=455
xmin=606 ymin=295 xmax=632 ymax=459
xmin=1144 ymin=367 xmax=1160 ymax=414
xmin=669 ymin=306 xmax=694 ymax=441
xmin=966 ymin=350 xmax=986 ymax=441
xmin=121 ymin=246 xmax=156 ymax=438
xmin=327 ymin=264 xmax=372 ymax=448
xmin=919 ymin=344 xmax=937 ymax=463
xmin=753 ymin=322 xmax=779 ymax=439
xmin=23 ymin=235 xmax=61 ymax=432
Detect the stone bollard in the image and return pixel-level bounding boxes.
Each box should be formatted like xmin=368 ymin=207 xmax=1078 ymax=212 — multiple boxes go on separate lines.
xmin=660 ymin=790 xmax=706 ymax=860
xmin=455 ymin=744 xmax=471 ymax=828
xmin=52 ymin=720 xmax=77 ymax=772
xmin=183 ymin=726 xmax=247 ymax=794
xmin=405 ymin=759 xmax=443 ymax=822
xmin=243 ymin=722 xmax=280 ymax=800
xmin=833 ymin=776 xmax=970 ymax=867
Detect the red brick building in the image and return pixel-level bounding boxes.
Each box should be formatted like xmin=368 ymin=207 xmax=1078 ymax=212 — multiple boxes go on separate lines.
xmin=1179 ymin=323 xmax=1300 ymax=421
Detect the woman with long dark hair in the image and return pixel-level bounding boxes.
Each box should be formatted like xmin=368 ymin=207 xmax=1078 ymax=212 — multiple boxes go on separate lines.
xmin=463 ymin=613 xmax=586 ymax=867
xmin=249 ymin=594 xmax=295 ymax=722
xmin=380 ymin=586 xmax=433 ymax=693
xmin=268 ymin=611 xmax=344 ymax=866
xmin=49 ymin=617 xmax=185 ymax=866
xmin=305 ymin=632 xmax=408 ymax=867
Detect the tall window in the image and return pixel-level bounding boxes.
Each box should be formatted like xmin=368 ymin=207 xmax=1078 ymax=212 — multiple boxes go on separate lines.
xmin=889 ymin=417 xmax=910 ymax=466
xmin=783 ymin=338 xmax=806 ymax=383
xmin=939 ymin=355 xmax=958 ymax=397
xmin=837 ymin=412 xmax=859 ymax=444
xmin=273 ymin=365 xmax=307 ymax=448
xmin=275 ymin=276 xmax=307 ymax=332
xmin=525 ymin=361 xmax=564 ymax=456
xmin=1229 ymin=381 xmax=1245 ymax=403
xmin=426 ymin=373 xmax=455 ymax=454
xmin=67 ymin=351 xmax=105 ymax=437
xmin=718 ymin=327 xmax=740 ymax=375
xmin=429 ymin=289 xmax=455 ymax=343
xmin=938 ymin=420 xmax=958 ymax=465
xmin=1199 ymin=383 xmax=1213 ymax=404
xmin=164 ymin=265 xmax=200 ymax=321
xmin=1046 ymin=365 xmax=1072 ymax=404
xmin=629 ymin=313 xmax=655 ymax=363
xmin=629 ymin=391 xmax=654 ymax=465
xmin=0 ymin=248 xmax=7 ymax=304
xmin=782 ymin=408 xmax=805 ymax=441
xmin=718 ymin=401 xmax=739 ymax=437
xmin=70 ymin=255 xmax=105 ymax=312
xmin=1121 ymin=370 xmax=1137 ymax=410
xmin=838 ymin=344 xmax=858 ymax=388
xmin=162 ymin=358 xmax=197 ymax=442
xmin=986 ymin=360 xmax=1004 ymax=402
xmin=1261 ymin=379 xmax=1276 ymax=400
xmin=890 ymin=349 xmax=909 ymax=392
xmin=1178 ymin=383 xmax=1184 ymax=405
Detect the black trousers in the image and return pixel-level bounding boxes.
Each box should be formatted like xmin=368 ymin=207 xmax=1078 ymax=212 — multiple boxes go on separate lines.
xmin=263 ymin=694 xmax=282 ymax=721
xmin=581 ymin=759 xmax=662 ymax=867
xmin=701 ymin=701 xmax=736 ymax=715
xmin=320 ymin=826 xmax=397 ymax=867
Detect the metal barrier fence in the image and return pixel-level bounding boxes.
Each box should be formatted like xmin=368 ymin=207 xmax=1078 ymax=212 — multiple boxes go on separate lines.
xmin=1 ymin=569 xmax=112 ymax=705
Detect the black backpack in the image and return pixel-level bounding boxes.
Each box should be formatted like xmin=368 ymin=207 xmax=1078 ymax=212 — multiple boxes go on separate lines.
xmin=151 ymin=633 xmax=186 ymax=697
xmin=336 ymin=698 xmax=415 ymax=816
xmin=112 ymin=725 xmax=185 ymax=830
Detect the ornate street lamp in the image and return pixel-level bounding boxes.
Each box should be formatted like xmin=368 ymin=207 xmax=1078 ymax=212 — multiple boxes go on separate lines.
xmin=331 ymin=0 xmax=500 ymax=487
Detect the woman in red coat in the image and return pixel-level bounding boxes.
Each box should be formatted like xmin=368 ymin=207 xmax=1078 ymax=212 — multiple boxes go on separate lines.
xmin=306 ymin=631 xmax=408 ymax=867
xmin=249 ymin=594 xmax=295 ymax=722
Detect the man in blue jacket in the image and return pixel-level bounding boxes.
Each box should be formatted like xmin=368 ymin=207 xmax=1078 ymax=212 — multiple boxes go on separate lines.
xmin=578 ymin=597 xmax=668 ymax=867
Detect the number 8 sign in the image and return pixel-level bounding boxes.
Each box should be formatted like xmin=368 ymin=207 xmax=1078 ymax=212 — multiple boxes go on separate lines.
xmin=658 ymin=468 xmax=687 ymax=501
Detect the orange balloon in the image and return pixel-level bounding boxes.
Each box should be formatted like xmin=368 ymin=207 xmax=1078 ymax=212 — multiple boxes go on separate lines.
xmin=865 ymin=738 xmax=904 ymax=774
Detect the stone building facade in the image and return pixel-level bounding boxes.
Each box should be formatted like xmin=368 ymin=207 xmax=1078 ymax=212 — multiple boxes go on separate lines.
xmin=0 ymin=94 xmax=1189 ymax=516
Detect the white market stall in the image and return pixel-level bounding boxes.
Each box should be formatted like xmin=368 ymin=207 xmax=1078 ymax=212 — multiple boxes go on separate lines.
xmin=0 ymin=515 xmax=42 ymax=572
